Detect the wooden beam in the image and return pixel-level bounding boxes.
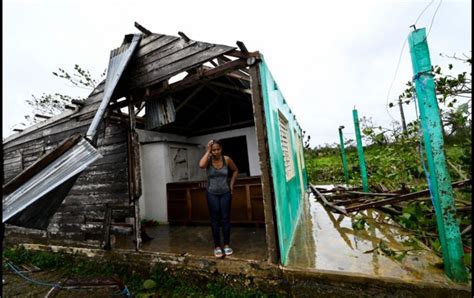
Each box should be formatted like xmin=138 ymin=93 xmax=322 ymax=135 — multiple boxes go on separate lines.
xmin=128 ymin=96 xmax=136 ymax=130
xmin=226 ymin=70 xmax=250 ymax=81
xmin=146 ymin=58 xmax=250 ymax=98
xmin=186 ymin=95 xmax=220 ymax=128
xmin=109 ymin=58 xmax=250 ymax=111
xmin=226 ymin=49 xmax=260 ymax=59
xmin=134 ymin=21 xmax=152 ymax=36
xmin=345 ymin=179 xmax=471 ymax=213
xmin=178 ymin=31 xmax=191 ymax=42
xmin=189 ymin=120 xmax=254 ymax=136
xmin=108 ymin=111 xmax=145 ymax=125
xmin=2 ymin=134 xmax=83 ymax=194
xmin=310 ymin=185 xmax=348 ymax=215
xmin=136 ymin=101 xmax=146 ymax=116
xmin=71 ymin=99 xmax=85 ymax=106
xmin=236 ymin=41 xmax=248 ymax=53
xmin=346 ymin=191 xmax=399 ymax=197
xmin=35 ymin=114 xmax=51 ymax=119
xmin=249 ymin=63 xmax=279 ymax=264
xmin=208 ymin=81 xmax=252 ymax=95
xmin=217 ymin=56 xmax=250 ymax=76
xmin=175 ymin=84 xmax=205 ymax=112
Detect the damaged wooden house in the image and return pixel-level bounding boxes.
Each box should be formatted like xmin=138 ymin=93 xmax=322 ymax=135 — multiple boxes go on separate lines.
xmin=3 ymin=23 xmax=308 ymax=265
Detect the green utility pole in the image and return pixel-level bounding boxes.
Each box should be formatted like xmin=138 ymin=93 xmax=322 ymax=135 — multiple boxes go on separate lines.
xmin=408 ymin=27 xmax=467 ymax=282
xmin=352 ymin=109 xmax=369 ymax=192
xmin=338 ymin=126 xmax=349 ymax=184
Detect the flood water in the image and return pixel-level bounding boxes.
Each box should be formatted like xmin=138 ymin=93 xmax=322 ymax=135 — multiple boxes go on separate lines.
xmin=286 ymin=190 xmax=456 ymax=285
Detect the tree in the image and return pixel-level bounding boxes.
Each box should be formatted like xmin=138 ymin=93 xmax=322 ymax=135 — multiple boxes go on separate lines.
xmin=24 ymin=65 xmax=105 ymax=125
xmin=389 ymin=52 xmax=472 ymax=139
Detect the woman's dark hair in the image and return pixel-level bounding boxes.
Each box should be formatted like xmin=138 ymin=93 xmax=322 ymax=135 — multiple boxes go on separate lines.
xmin=211 ymin=139 xmax=222 ymax=147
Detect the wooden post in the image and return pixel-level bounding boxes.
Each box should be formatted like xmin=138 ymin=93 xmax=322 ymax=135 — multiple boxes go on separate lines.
xmin=249 ymin=62 xmax=279 ymax=264
xmin=128 ymin=96 xmax=142 ymax=250
xmin=338 ymin=126 xmax=349 ymax=184
xmin=398 ymin=97 xmax=408 ymax=134
xmin=352 ymin=109 xmax=369 ymax=192
xmin=408 ymin=27 xmax=467 ymax=282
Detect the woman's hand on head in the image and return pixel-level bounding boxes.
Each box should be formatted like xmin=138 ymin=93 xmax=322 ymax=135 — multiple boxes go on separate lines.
xmin=207 ymin=140 xmax=214 ymax=152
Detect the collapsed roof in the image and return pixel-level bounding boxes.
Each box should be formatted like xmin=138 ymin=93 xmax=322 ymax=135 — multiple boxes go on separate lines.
xmin=3 ymin=24 xmax=259 ymax=228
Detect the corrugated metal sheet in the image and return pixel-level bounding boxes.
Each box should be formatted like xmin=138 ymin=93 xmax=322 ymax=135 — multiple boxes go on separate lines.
xmin=6 ymin=173 xmax=82 ymax=229
xmin=86 ymin=34 xmax=142 ymax=141
xmin=2 ymin=138 xmax=102 ymax=223
xmin=145 ymin=96 xmax=176 ymax=129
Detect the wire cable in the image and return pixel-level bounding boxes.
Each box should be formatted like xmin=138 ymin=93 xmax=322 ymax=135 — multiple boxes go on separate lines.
xmin=385 ymin=35 xmax=409 ymax=123
xmin=386 ymin=0 xmax=442 ymax=125
xmin=414 ymin=0 xmax=435 ymax=26
xmin=426 ymin=0 xmax=443 ymax=39
xmin=7 ymin=262 xmax=61 ymax=288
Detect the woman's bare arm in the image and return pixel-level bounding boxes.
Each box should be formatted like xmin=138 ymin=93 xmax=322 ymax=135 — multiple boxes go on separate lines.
xmin=225 ymin=156 xmax=239 ymax=193
xmin=199 ymin=140 xmax=213 ymax=169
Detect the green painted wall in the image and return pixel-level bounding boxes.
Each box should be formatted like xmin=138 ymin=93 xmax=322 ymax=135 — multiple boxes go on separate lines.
xmin=258 ymin=57 xmax=308 ymax=264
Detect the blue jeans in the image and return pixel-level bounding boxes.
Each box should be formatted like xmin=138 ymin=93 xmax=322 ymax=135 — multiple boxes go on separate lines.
xmin=206 ymin=191 xmax=232 ymax=247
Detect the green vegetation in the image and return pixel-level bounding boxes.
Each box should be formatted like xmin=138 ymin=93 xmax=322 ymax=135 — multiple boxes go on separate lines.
xmin=3 ymin=246 xmax=281 ymax=297
xmin=304 ymin=53 xmax=471 ymax=276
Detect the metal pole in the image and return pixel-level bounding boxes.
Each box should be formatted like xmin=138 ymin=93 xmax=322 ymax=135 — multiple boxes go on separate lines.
xmin=352 ymin=109 xmax=369 ymax=192
xmin=398 ymin=97 xmax=408 ymax=134
xmin=338 ymin=126 xmax=349 ymax=184
xmin=408 ymin=27 xmax=467 ymax=282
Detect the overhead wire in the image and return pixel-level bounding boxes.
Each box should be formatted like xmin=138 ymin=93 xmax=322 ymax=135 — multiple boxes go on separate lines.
xmin=426 ymin=0 xmax=443 ymax=39
xmin=414 ymin=0 xmax=435 ymax=26
xmin=385 ymin=35 xmax=408 ymax=123
xmin=385 ymin=0 xmax=442 ymax=124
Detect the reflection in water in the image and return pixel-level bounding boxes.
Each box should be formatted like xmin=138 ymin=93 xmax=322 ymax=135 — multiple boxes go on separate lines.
xmin=286 ymin=192 xmax=455 ymax=285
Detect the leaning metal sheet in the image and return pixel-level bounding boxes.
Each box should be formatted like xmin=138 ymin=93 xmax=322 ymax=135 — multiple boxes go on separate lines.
xmin=2 ymin=138 xmax=102 ymax=222
xmin=86 ymin=34 xmax=142 ymax=141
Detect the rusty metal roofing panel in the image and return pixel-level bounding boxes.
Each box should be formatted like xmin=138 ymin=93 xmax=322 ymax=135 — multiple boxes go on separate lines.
xmin=145 ymin=96 xmax=176 ymax=130
xmin=2 ymin=138 xmax=102 ymax=223
xmin=86 ymin=34 xmax=142 ymax=141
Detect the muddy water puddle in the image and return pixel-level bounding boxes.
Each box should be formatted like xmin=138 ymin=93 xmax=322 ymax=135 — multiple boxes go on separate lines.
xmin=286 ymin=192 xmax=455 ymax=285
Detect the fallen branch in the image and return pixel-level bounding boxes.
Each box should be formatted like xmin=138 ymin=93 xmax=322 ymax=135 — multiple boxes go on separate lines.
xmin=345 ymin=179 xmax=471 ymax=213
xmin=346 ymin=191 xmax=399 ymax=197
xmin=376 ymin=206 xmax=402 ymax=216
xmin=310 ymin=185 xmax=348 ymax=216
xmin=447 ymin=160 xmax=468 ymax=180
xmin=461 ymin=225 xmax=471 ymax=236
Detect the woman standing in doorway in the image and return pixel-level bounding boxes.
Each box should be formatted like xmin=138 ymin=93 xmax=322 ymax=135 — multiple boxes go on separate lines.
xmin=199 ymin=139 xmax=239 ymax=258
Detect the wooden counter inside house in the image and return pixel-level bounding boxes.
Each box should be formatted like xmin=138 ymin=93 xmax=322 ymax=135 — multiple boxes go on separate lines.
xmin=167 ymin=176 xmax=264 ymax=224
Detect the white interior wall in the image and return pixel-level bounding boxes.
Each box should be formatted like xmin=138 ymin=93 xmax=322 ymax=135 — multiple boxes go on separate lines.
xmin=139 ymin=142 xmax=169 ymax=222
xmin=188 ymin=126 xmax=261 ymax=176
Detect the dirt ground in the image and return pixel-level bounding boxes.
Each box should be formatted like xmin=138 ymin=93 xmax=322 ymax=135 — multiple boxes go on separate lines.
xmin=2 ymin=270 xmax=129 ymax=298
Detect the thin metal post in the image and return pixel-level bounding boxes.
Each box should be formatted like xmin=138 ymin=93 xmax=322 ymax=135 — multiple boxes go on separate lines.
xmin=352 ymin=109 xmax=369 ymax=192
xmin=338 ymin=126 xmax=349 ymax=183
xmin=398 ymin=97 xmax=408 ymax=134
xmin=408 ymin=27 xmax=466 ymax=282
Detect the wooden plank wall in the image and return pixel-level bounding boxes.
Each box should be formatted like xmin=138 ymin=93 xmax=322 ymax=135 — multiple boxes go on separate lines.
xmin=125 ymin=33 xmax=235 ymax=90
xmin=3 ymin=84 xmax=129 ymax=243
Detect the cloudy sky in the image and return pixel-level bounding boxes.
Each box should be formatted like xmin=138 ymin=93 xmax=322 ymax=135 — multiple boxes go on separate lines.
xmin=3 ymin=0 xmax=471 ymax=147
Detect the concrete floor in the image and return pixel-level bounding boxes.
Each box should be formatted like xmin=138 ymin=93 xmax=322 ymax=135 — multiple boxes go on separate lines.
xmin=115 ymin=224 xmax=268 ymax=261
xmin=112 ymin=189 xmax=462 ymax=287
xmin=286 ymin=191 xmax=459 ymax=286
